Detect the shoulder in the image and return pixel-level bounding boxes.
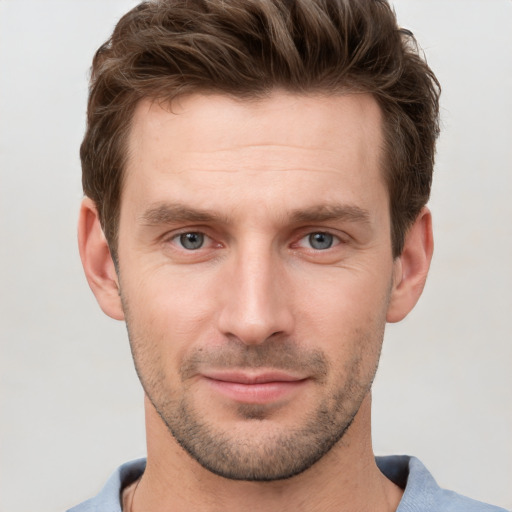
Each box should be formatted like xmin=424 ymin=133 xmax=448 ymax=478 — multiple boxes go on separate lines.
xmin=376 ymin=455 xmax=509 ymax=512
xmin=66 ymin=458 xmax=146 ymax=512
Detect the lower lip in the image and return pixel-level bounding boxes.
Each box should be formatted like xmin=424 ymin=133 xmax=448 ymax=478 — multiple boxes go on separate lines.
xmin=204 ymin=378 xmax=307 ymax=404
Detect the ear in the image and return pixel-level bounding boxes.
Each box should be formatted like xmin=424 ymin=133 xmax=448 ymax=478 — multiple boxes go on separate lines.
xmin=386 ymin=207 xmax=434 ymax=323
xmin=78 ymin=197 xmax=125 ymax=321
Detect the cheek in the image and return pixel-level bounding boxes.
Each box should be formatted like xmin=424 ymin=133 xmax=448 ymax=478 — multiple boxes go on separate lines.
xmin=293 ymin=269 xmax=390 ymax=365
xmin=294 ymin=266 xmax=391 ymax=322
xmin=122 ymin=268 xmax=220 ymax=359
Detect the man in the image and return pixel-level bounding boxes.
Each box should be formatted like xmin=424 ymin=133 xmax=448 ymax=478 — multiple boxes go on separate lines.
xmin=69 ymin=0 xmax=507 ymax=511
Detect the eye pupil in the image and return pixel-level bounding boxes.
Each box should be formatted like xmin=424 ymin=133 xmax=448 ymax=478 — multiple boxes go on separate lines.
xmin=309 ymin=232 xmax=333 ymax=250
xmin=180 ymin=232 xmax=204 ymax=250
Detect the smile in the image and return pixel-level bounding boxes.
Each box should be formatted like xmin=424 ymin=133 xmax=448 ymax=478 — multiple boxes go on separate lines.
xmin=201 ymin=371 xmax=309 ymax=404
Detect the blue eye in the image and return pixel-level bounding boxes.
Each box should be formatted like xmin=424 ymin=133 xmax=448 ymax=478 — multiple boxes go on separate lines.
xmin=178 ymin=232 xmax=204 ymax=250
xmin=308 ymin=232 xmax=334 ymax=250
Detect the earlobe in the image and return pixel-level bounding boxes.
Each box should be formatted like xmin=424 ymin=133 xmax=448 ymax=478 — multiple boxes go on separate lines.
xmin=386 ymin=207 xmax=434 ymax=323
xmin=78 ymin=197 xmax=125 ymax=321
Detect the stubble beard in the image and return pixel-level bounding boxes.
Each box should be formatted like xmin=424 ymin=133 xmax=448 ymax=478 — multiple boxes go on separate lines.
xmin=126 ymin=320 xmax=384 ymax=482
xmin=157 ymin=372 xmax=367 ymax=481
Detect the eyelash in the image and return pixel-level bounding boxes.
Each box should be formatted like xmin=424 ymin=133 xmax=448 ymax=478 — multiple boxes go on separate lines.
xmin=166 ymin=229 xmax=344 ymax=252
xmin=168 ymin=231 xmax=215 ymax=251
xmin=295 ymin=232 xmax=342 ymax=251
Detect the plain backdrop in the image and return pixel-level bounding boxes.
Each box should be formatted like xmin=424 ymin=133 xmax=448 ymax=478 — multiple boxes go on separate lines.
xmin=0 ymin=1 xmax=511 ymax=511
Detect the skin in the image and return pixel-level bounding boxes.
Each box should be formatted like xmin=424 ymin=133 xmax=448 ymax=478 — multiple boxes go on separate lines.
xmin=79 ymin=91 xmax=433 ymax=512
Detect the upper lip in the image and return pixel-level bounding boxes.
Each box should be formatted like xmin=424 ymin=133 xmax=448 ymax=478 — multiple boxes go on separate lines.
xmin=202 ymin=370 xmax=306 ymax=384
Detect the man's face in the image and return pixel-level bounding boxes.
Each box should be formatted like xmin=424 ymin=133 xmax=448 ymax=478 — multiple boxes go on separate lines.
xmin=117 ymin=91 xmax=397 ymax=480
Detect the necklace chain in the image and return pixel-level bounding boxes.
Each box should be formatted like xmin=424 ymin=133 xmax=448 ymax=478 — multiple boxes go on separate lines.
xmin=128 ymin=477 xmax=141 ymax=512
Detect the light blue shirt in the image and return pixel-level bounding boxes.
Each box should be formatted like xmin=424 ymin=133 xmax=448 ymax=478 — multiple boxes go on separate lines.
xmin=67 ymin=455 xmax=508 ymax=511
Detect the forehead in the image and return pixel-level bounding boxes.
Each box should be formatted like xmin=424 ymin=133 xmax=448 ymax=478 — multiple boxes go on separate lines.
xmin=128 ymin=91 xmax=383 ymax=163
xmin=123 ymin=91 xmax=386 ymax=218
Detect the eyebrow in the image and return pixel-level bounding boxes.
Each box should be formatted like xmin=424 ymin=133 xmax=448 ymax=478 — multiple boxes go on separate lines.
xmin=139 ymin=203 xmax=230 ymax=226
xmin=139 ymin=202 xmax=371 ymax=226
xmin=289 ymin=204 xmax=371 ymax=225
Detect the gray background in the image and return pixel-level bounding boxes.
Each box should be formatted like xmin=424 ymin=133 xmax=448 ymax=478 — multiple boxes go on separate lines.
xmin=0 ymin=1 xmax=511 ymax=511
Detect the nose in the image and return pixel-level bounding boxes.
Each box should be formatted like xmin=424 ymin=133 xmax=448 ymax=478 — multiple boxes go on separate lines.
xmin=217 ymin=241 xmax=294 ymax=345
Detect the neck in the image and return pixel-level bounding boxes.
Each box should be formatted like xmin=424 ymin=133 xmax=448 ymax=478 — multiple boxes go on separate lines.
xmin=131 ymin=394 xmax=403 ymax=512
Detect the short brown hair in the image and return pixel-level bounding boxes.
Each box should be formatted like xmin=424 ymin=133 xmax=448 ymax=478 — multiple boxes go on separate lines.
xmin=81 ymin=0 xmax=440 ymax=258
